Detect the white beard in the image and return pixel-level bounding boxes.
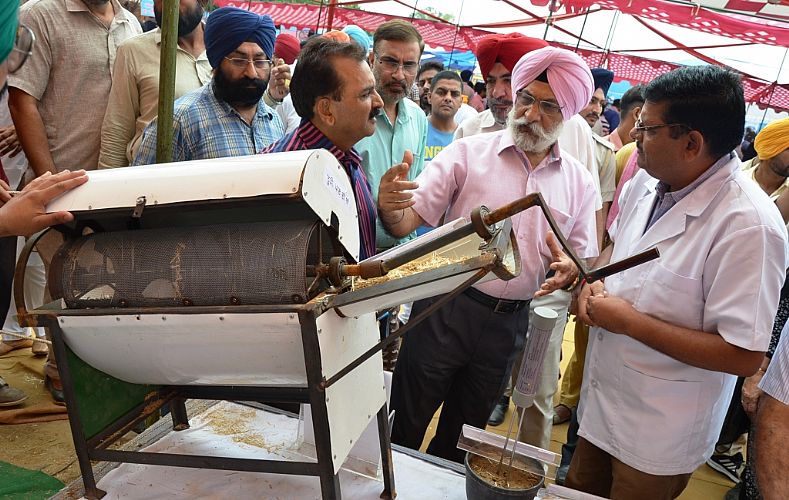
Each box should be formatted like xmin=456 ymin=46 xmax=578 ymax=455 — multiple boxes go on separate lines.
xmin=507 ymin=108 xmax=564 ymax=154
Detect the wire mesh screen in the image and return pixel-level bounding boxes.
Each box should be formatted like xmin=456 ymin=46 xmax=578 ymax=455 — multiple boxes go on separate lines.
xmin=54 ymin=220 xmax=335 ymax=308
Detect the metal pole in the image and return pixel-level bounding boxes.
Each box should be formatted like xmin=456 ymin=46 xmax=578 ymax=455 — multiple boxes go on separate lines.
xmin=326 ymin=0 xmax=337 ymax=31
xmin=155 ymin=0 xmax=179 ymax=164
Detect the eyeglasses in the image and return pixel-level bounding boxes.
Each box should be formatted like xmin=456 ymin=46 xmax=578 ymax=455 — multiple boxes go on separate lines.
xmin=7 ymin=25 xmax=35 ymax=74
xmin=633 ymin=119 xmax=690 ymax=135
xmin=375 ymin=55 xmax=418 ymax=75
xmin=224 ymin=57 xmax=272 ymax=70
xmin=515 ymin=90 xmax=563 ymax=116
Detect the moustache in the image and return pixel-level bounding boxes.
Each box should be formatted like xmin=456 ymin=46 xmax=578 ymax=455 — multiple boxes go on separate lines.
xmin=489 ymin=97 xmax=513 ymax=108
xmin=369 ymin=108 xmax=381 ymax=120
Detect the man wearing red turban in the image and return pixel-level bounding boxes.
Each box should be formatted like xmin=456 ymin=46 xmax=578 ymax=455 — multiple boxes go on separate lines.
xmin=455 ymin=33 xmax=547 ymax=139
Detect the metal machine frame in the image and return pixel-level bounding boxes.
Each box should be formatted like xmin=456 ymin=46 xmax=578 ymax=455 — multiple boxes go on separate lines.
xmin=27 ymin=301 xmax=395 ymax=500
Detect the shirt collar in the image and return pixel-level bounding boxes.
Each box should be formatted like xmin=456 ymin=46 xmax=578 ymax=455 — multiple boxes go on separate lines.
xmin=479 ymin=109 xmax=500 ymax=129
xmin=655 ymin=152 xmax=735 ymax=203
xmin=497 ymin=128 xmax=563 ymax=169
xmin=298 ymin=119 xmax=362 ymax=166
xmin=67 ymin=0 xmax=127 ymax=20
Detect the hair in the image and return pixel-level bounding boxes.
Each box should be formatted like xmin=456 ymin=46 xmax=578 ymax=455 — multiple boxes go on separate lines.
xmin=619 ymin=84 xmax=645 ymax=117
xmin=290 ymin=38 xmax=367 ymax=120
xmin=430 ymin=70 xmax=462 ymax=91
xmin=460 ymin=69 xmax=473 ymax=82
xmin=474 ymin=81 xmax=486 ymax=94
xmin=417 ymin=61 xmax=444 ymax=80
xmin=612 ymin=98 xmax=621 ymax=108
xmin=372 ymin=20 xmax=424 ymax=54
xmin=644 ymin=65 xmax=745 ymax=158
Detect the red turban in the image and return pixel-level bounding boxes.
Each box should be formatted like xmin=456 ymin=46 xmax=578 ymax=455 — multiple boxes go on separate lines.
xmin=274 ymin=33 xmax=300 ymax=64
xmin=475 ymin=33 xmax=548 ymax=80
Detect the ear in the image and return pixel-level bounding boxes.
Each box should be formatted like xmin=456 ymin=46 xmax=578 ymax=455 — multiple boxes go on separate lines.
xmin=315 ymin=97 xmax=335 ymax=126
xmin=629 ymin=106 xmax=641 ymax=122
xmin=368 ymin=51 xmax=375 ymax=67
xmin=685 ymin=130 xmax=705 ymax=159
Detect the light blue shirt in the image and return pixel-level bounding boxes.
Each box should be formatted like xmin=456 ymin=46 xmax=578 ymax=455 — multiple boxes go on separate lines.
xmin=355 ymin=98 xmax=427 ymax=250
xmin=133 ymin=81 xmax=284 ymax=165
xmin=424 ymin=123 xmax=455 ymax=162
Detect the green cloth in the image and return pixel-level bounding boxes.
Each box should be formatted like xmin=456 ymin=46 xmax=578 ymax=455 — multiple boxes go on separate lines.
xmin=0 ymin=4 xmax=16 ymax=63
xmin=0 ymin=461 xmax=64 ymax=499
xmin=355 ymin=97 xmax=428 ymax=250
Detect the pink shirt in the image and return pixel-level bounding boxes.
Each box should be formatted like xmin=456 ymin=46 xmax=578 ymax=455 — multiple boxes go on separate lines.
xmin=413 ymin=129 xmax=599 ymax=300
xmin=603 ymin=128 xmax=625 ymax=152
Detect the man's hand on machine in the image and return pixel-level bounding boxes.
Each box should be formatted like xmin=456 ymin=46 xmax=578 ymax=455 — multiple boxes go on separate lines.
xmin=0 ymin=169 xmax=88 ymax=237
xmin=534 ymin=232 xmax=579 ymax=298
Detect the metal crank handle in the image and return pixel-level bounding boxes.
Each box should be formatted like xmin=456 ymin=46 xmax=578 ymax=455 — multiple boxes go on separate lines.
xmin=584 ymin=247 xmax=661 ymax=283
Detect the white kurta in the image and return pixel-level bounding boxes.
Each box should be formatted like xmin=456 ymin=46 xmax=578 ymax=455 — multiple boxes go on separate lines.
xmin=579 ymin=155 xmax=788 ymax=475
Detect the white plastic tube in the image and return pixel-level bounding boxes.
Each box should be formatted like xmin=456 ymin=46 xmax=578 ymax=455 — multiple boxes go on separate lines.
xmin=512 ymin=306 xmax=559 ymax=408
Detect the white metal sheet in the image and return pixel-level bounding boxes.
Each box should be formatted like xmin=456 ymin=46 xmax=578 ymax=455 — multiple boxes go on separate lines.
xmin=59 ymin=313 xmax=307 ymax=386
xmin=47 ymin=152 xmax=313 ymax=213
xmin=315 ymin=310 xmax=385 ymax=473
xmin=301 ymin=150 xmax=360 ymax=261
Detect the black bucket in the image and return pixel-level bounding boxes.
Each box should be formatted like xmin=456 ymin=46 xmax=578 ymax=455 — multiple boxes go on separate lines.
xmin=465 ymin=452 xmax=544 ymax=500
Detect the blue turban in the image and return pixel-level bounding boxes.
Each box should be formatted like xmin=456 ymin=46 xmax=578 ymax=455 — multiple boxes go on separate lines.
xmin=343 ymin=25 xmax=370 ymax=52
xmin=591 ymin=68 xmax=614 ymax=97
xmin=0 ymin=4 xmax=17 ymax=63
xmin=205 ymin=7 xmax=277 ymax=69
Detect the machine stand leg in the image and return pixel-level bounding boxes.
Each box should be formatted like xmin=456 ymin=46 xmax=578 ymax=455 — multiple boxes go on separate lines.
xmin=300 ymin=310 xmax=342 ymax=500
xmin=49 ymin=323 xmax=107 ymax=499
xmin=171 ymin=396 xmax=190 ymax=431
xmin=377 ymin=402 xmax=396 ymax=499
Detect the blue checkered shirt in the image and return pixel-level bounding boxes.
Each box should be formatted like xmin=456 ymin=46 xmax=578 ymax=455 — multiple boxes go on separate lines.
xmin=132 ymin=81 xmax=284 ymax=165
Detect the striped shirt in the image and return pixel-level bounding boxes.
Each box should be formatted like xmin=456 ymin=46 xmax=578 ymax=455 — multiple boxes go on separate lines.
xmin=760 ymin=320 xmax=789 ymax=405
xmin=132 ymin=81 xmax=284 ymax=165
xmin=261 ymin=120 xmax=377 ymax=261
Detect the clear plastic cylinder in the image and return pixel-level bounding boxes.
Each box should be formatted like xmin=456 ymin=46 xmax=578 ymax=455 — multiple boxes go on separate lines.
xmin=512 ymin=306 xmax=559 ymax=408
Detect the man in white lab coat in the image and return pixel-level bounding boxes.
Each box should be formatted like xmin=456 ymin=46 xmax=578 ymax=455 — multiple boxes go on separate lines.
xmin=568 ymin=65 xmax=789 ymax=499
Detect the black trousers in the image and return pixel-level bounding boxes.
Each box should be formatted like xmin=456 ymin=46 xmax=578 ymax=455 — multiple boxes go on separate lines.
xmin=0 ymin=236 xmax=17 ymax=321
xmin=390 ymin=290 xmax=530 ymax=463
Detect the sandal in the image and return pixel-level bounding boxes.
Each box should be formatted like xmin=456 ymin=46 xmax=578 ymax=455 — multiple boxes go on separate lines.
xmin=0 ymin=338 xmax=33 ymax=356
xmin=553 ymin=403 xmax=572 ymax=425
xmin=32 ymin=340 xmax=49 ymax=357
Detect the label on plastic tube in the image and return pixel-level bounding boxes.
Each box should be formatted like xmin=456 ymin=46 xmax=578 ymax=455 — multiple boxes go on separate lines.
xmin=512 ymin=306 xmax=558 ymax=408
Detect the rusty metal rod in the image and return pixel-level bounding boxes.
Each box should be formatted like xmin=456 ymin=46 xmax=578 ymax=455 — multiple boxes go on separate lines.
xmin=585 ymin=248 xmax=661 ymax=282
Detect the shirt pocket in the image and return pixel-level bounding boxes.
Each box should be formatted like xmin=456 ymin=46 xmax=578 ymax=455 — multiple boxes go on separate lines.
xmin=636 ymin=262 xmax=703 ymax=330
xmin=616 ymin=363 xmax=702 ymax=464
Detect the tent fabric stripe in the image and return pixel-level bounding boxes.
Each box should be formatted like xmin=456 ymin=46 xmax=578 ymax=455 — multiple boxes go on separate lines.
xmin=214 ymin=1 xmax=789 ymax=112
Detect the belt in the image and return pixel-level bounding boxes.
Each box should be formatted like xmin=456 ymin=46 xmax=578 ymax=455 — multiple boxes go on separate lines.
xmin=463 ymin=287 xmax=530 ymax=314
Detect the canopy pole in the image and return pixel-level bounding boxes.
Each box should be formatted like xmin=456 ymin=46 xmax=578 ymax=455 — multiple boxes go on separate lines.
xmin=601 ymin=10 xmax=619 ymax=67
xmin=543 ymin=0 xmax=556 ymax=40
xmin=573 ymin=8 xmax=589 ymax=51
xmin=326 ymin=0 xmax=338 ymax=30
xmin=758 ymin=47 xmax=788 ymax=129
xmin=447 ymin=0 xmax=465 ymax=68
xmin=155 ymin=0 xmax=178 ymax=164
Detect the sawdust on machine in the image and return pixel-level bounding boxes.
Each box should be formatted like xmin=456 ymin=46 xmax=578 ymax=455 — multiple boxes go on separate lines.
xmin=353 ymin=253 xmax=463 ymax=289
xmin=204 ymin=408 xmax=281 ymax=453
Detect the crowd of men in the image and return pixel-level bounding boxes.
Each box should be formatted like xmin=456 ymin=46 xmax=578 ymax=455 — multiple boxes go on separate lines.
xmin=0 ymin=2 xmax=788 ymax=499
